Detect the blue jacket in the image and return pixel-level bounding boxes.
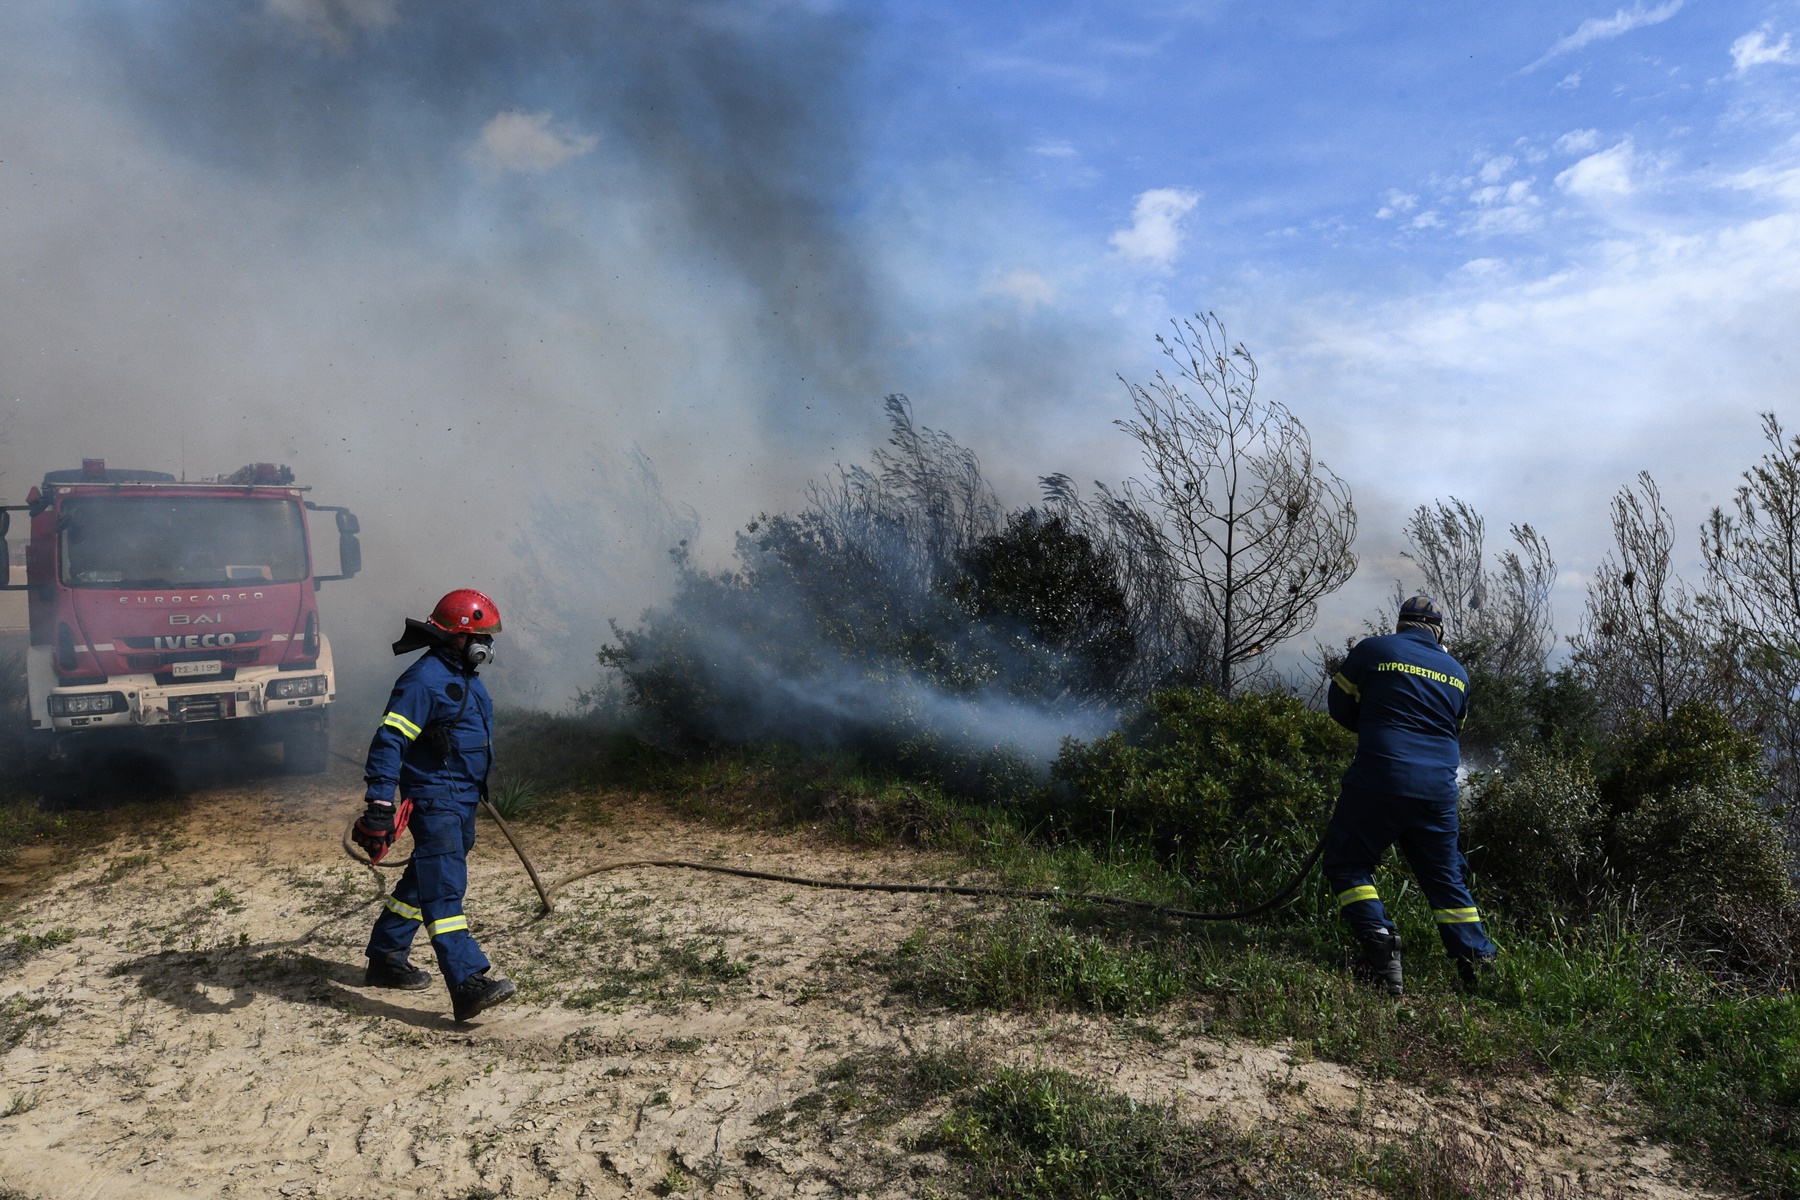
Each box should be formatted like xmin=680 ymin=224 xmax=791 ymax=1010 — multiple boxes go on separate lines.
xmin=363 ymin=648 xmax=494 ymax=803
xmin=1327 ymin=626 xmax=1468 ymax=801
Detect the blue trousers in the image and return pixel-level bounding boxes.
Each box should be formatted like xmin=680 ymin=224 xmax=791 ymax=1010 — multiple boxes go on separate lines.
xmin=1320 ymin=785 xmax=1496 ymax=961
xmin=366 ymin=794 xmax=491 ymax=988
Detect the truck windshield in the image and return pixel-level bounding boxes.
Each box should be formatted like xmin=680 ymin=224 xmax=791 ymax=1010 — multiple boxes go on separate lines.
xmin=59 ymin=496 xmax=310 ymax=588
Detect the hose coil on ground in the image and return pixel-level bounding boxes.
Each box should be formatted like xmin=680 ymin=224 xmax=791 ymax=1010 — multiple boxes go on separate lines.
xmin=342 ymin=803 xmax=1324 ymax=924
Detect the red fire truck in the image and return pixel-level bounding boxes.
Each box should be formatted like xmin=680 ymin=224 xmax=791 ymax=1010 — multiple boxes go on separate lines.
xmin=7 ymin=460 xmax=361 ymax=773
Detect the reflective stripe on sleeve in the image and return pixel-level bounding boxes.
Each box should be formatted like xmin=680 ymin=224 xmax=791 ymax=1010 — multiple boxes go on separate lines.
xmin=1433 ymin=907 xmax=1482 ymax=924
xmin=427 ymin=915 xmax=469 ymax=938
xmin=1332 ymin=672 xmax=1360 ymax=699
xmin=1335 ymin=885 xmax=1379 ymax=908
xmin=382 ymin=711 xmax=423 ymax=740
xmin=384 ymin=895 xmax=422 ymax=922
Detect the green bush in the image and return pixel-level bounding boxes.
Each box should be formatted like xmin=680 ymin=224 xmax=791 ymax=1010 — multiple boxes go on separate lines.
xmin=1463 ymin=750 xmax=1607 ymax=927
xmin=1602 ymin=700 xmax=1766 ymax=810
xmin=1468 ymin=703 xmax=1796 ymax=975
xmin=893 ymin=909 xmax=1183 ymax=1015
xmin=954 ymin=509 xmax=1136 ymax=701
xmin=1459 ymin=664 xmax=1600 ymax=763
xmin=938 ymin=1066 xmax=1228 ymax=1200
xmin=1612 ymin=782 xmax=1794 ymax=941
xmin=1044 ymin=687 xmax=1353 ymax=864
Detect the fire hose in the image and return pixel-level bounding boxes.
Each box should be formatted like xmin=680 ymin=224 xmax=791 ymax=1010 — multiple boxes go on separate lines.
xmin=339 ymin=797 xmax=1325 ymax=925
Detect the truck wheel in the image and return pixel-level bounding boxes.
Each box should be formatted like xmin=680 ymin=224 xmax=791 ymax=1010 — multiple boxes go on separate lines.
xmin=283 ymin=726 xmax=330 ymax=775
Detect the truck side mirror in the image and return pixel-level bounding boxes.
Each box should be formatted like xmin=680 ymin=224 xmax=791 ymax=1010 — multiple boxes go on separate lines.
xmin=0 ymin=509 xmax=9 ymax=589
xmin=335 ymin=510 xmax=362 ymax=579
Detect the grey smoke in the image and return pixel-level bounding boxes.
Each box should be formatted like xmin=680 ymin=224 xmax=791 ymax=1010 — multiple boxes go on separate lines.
xmin=0 ymin=1 xmax=1160 ymax=719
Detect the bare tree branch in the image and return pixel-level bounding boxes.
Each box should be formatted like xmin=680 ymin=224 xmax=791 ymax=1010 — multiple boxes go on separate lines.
xmin=1401 ymin=499 xmax=1555 ymax=680
xmin=1116 ymin=313 xmax=1357 ymax=694
xmin=1570 ymin=471 xmax=1716 ymax=727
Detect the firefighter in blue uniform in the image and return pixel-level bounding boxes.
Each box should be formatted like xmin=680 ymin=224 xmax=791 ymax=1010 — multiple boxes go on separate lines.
xmin=1324 ymin=595 xmax=1497 ymax=994
xmin=352 ymin=588 xmax=517 ymax=1022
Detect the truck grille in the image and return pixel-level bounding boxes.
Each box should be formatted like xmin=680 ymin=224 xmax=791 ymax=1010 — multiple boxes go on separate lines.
xmin=169 ymin=694 xmax=236 ymax=723
xmin=130 ymin=648 xmax=259 ymax=672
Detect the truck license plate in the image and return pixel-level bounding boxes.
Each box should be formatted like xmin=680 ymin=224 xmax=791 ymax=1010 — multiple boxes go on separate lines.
xmin=172 ymin=660 xmax=222 ymax=678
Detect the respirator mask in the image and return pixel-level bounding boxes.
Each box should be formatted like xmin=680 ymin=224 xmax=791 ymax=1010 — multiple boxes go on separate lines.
xmin=463 ymin=636 xmax=495 ymax=668
xmin=391 ymin=619 xmax=496 ymax=669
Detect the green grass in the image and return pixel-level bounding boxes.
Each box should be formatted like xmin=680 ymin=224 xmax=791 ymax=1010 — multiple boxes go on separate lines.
xmin=8 ymin=927 xmax=74 ymax=958
xmin=753 ymin=1045 xmax=1243 ymax=1197
xmin=893 ymin=892 xmax=1800 ymax=1195
xmin=760 ymin=1046 xmax=1606 ymax=1199
xmin=0 ymin=994 xmax=57 ymax=1050
xmin=488 ymin=723 xmax=1800 ymax=1196
xmin=935 ymin=1064 xmax=1235 ymax=1199
xmin=485 ymin=772 xmax=542 ymax=821
xmin=559 ymin=937 xmax=752 ymax=1011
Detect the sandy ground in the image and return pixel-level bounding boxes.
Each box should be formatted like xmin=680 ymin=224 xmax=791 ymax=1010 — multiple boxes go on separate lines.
xmin=0 ymin=753 xmax=1733 ymax=1199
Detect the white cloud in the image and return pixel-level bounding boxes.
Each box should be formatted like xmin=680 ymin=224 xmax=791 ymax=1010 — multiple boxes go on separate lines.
xmin=1109 ymin=187 xmax=1200 ymax=268
xmin=1030 ymin=139 xmax=1079 ymax=158
xmin=264 ymin=0 xmax=400 ymax=48
xmin=1376 ymin=190 xmax=1418 ymax=219
xmin=1556 ymin=140 xmax=1635 ymax=196
xmin=1729 ymin=162 xmax=1800 ymax=201
xmin=1461 ymin=257 xmax=1505 ymax=276
xmin=1731 ymin=28 xmax=1800 ymax=75
xmin=1555 ymin=128 xmax=1602 ymax=155
xmin=1526 ymin=1 xmax=1684 ymax=71
xmin=1479 ymin=155 xmax=1517 ymax=184
xmin=1463 ymin=176 xmax=1542 ymax=235
xmin=1286 ymin=195 xmax=1800 ymax=622
xmin=1556 ymin=71 xmax=1584 ymax=90
xmin=471 ymin=111 xmax=599 ymax=173
xmin=982 ymin=268 xmax=1057 ymax=311
xmin=1410 ymin=210 xmax=1444 ymax=230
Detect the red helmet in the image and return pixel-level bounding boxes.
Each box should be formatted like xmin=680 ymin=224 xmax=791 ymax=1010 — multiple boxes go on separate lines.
xmin=427 ymin=588 xmax=502 ymax=635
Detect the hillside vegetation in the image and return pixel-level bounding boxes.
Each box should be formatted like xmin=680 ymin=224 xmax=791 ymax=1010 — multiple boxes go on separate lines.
xmin=496 ymin=698 xmax=1800 ymax=1198
xmin=575 ymin=376 xmax=1800 ymax=1197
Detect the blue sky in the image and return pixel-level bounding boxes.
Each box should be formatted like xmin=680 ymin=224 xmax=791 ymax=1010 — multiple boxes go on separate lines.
xmin=868 ymin=2 xmax=1791 ymax=280
xmin=861 ymin=0 xmax=1800 ymax=637
xmin=1 ymin=0 xmax=1798 ymax=698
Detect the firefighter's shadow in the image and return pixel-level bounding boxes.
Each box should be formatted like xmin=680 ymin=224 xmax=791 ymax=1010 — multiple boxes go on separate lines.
xmin=112 ymin=944 xmax=459 ymax=1030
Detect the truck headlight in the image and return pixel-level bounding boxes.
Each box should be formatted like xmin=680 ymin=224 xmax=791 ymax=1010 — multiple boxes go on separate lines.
xmin=268 ymin=675 xmax=328 ymax=699
xmin=49 ymin=692 xmax=126 ymax=716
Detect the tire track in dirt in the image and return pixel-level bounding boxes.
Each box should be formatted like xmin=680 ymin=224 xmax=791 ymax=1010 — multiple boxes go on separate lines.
xmin=0 ymin=757 xmax=1731 ymax=1198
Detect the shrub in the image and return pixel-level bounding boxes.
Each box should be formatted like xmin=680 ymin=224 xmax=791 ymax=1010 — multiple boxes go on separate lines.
xmin=1467 ymin=712 xmax=1796 ymax=970
xmin=1463 ymin=750 xmax=1607 ymax=927
xmin=1602 ymin=700 xmax=1766 ymax=811
xmin=893 ymin=909 xmax=1182 ymax=1015
xmin=938 ymin=1066 xmax=1229 ymax=1200
xmin=954 ymin=510 xmax=1136 ymax=701
xmin=1611 ymin=781 xmax=1794 ymax=946
xmin=1459 ymin=665 xmax=1601 ymax=765
xmin=1044 ymin=687 xmax=1353 ymax=864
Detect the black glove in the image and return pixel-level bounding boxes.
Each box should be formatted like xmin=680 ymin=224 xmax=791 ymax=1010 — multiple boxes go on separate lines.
xmin=352 ymin=798 xmax=412 ymax=863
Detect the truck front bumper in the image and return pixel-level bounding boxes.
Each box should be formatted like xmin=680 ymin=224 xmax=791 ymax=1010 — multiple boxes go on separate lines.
xmin=29 ymin=641 xmax=337 ymax=735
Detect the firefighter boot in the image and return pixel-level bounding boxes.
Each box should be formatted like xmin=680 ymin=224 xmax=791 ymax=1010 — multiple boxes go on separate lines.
xmin=451 ymin=970 xmax=517 ymax=1023
xmin=365 ymin=952 xmax=432 ymax=991
xmin=1457 ymin=952 xmax=1498 ymax=991
xmin=1354 ymin=929 xmax=1404 ymax=996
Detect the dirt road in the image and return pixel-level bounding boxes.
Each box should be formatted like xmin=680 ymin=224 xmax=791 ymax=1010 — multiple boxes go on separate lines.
xmin=0 ymin=756 xmax=1727 ymax=1198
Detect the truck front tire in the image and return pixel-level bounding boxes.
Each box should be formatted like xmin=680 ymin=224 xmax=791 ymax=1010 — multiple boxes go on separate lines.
xmin=283 ymin=724 xmax=330 ymax=775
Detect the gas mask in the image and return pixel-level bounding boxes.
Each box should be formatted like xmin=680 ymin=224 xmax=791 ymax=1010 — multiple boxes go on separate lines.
xmin=463 ymin=636 xmax=495 ymax=668
xmin=390 ymin=618 xmax=495 ymax=670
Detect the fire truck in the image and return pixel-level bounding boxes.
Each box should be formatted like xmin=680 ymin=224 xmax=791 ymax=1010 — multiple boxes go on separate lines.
xmin=5 ymin=460 xmax=361 ymax=773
